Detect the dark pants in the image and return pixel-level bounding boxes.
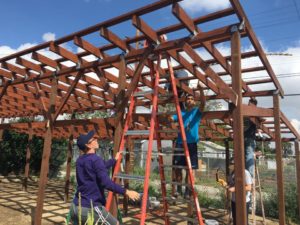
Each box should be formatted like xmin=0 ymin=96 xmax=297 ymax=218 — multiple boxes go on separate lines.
xmin=173 ymin=143 xmax=199 ymax=169
xmin=231 ymin=201 xmax=250 ymax=225
xmin=70 ymin=203 xmax=119 ymax=225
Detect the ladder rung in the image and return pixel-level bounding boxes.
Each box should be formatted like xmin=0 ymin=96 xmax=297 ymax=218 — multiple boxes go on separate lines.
xmin=133 ymin=90 xmax=153 ymax=97
xmin=158 ymin=153 xmax=185 ymax=156
xmin=162 ymin=181 xmax=191 ymax=186
xmin=159 ymin=93 xmax=174 ymax=98
xmin=160 ymin=165 xmax=188 ymax=169
xmin=115 ymin=173 xmax=144 ymax=181
xmin=158 ymin=129 xmax=179 ymax=133
xmin=165 ymin=212 xmax=198 ymax=223
xmin=126 ymin=130 xmax=150 ymax=136
xmin=161 ymin=147 xmax=184 ymax=151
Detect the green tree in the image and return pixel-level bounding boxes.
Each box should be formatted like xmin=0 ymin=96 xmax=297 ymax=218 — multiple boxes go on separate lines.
xmin=0 ymin=129 xmax=67 ymax=177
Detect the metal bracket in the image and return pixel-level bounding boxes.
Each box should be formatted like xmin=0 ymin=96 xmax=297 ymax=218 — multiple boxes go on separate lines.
xmin=230 ymin=25 xmax=239 ymax=33
xmin=239 ymin=19 xmax=245 ymax=31
xmin=273 ymin=89 xmax=280 ymax=95
xmin=230 ymin=19 xmax=245 ymax=33
xmin=76 ymin=60 xmax=82 ymax=70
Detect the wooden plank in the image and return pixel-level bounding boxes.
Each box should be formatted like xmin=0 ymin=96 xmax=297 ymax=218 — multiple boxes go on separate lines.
xmin=172 ymin=3 xmax=198 ymax=34
xmin=74 ymin=36 xmax=104 ymax=59
xmin=49 ymin=42 xmax=79 ymax=63
xmin=100 ymin=27 xmax=130 ymax=52
xmin=273 ymin=93 xmax=286 ymax=225
xmin=132 ymin=15 xmax=160 ymax=43
xmin=32 ymin=52 xmax=60 ymax=69
xmin=231 ymin=27 xmax=247 ymax=225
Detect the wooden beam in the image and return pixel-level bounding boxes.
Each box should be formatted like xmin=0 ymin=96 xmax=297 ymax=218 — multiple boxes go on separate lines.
xmin=242 ymin=105 xmax=274 ymax=117
xmin=182 ymin=42 xmax=238 ymax=105
xmin=231 ymin=27 xmax=247 ymax=225
xmin=280 ymin=111 xmax=300 ymax=140
xmin=229 ymin=0 xmax=284 ymax=96
xmin=23 ymin=124 xmax=33 ymax=191
xmin=54 ymin=71 xmax=84 ymax=120
xmin=273 ymin=93 xmax=286 ymax=225
xmin=64 ymin=120 xmax=74 ymax=202
xmin=295 ymin=140 xmax=300 ymax=222
xmin=100 ymin=27 xmax=130 ymax=52
xmin=0 ymin=80 xmax=11 ymax=101
xmin=110 ymin=56 xmax=127 ymax=216
xmin=172 ymin=3 xmax=250 ymax=93
xmin=34 ymin=77 xmax=57 ymax=225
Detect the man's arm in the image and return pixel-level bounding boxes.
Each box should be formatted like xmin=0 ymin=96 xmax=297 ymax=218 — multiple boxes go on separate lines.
xmin=197 ymin=81 xmax=206 ymax=112
xmin=104 ymin=159 xmax=116 ymax=169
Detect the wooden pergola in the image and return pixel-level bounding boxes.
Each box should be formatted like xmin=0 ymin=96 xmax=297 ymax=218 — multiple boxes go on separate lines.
xmin=0 ymin=0 xmax=299 ymax=224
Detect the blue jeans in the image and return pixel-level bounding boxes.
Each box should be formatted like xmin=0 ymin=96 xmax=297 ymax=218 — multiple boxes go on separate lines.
xmin=244 ymin=138 xmax=256 ymax=177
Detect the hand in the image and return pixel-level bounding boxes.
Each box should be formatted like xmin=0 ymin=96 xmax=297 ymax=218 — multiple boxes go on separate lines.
xmin=115 ymin=152 xmax=121 ymax=161
xmin=228 ymin=186 xmax=235 ymax=192
xmin=125 ymin=190 xmax=140 ymax=201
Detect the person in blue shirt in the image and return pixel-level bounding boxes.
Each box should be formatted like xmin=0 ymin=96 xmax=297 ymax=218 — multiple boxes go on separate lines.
xmin=244 ymin=98 xmax=258 ymax=177
xmin=169 ymin=93 xmax=205 ymax=198
xmin=70 ymin=130 xmax=140 ymax=225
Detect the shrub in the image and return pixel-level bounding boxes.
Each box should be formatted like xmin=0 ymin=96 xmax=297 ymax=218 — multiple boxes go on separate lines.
xmin=256 ymin=183 xmax=299 ymax=224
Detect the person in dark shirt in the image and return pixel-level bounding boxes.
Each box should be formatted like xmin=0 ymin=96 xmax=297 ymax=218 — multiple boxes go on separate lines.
xmin=244 ymin=98 xmax=257 ymax=177
xmin=70 ymin=130 xmax=139 ymax=225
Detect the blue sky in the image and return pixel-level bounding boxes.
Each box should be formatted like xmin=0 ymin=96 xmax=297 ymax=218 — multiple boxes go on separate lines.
xmin=0 ymin=0 xmax=299 ymax=50
xmin=0 ymin=0 xmax=300 ymax=135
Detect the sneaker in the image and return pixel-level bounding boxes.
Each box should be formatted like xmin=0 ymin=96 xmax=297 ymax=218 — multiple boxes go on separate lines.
xmin=184 ymin=188 xmax=191 ymax=200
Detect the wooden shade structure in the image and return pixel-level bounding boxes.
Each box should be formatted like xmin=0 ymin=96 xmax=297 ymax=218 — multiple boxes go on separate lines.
xmin=0 ymin=0 xmax=299 ymax=224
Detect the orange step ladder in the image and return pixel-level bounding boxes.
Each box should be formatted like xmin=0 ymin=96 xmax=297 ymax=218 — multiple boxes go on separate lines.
xmin=105 ymin=50 xmax=204 ymax=225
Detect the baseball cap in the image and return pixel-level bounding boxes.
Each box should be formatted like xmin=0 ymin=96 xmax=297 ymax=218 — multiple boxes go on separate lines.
xmin=77 ymin=130 xmax=96 ymax=150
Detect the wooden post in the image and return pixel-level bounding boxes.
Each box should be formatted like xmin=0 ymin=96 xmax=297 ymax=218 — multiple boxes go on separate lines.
xmin=0 ymin=118 xmax=3 ymax=141
xmin=23 ymin=124 xmax=33 ymax=191
xmin=110 ymin=55 xmax=127 ymax=216
xmin=295 ymin=140 xmax=300 ymax=222
xmin=34 ymin=78 xmax=57 ymax=225
xmin=273 ymin=92 xmax=286 ymax=225
xmin=64 ymin=133 xmax=74 ymax=202
xmin=123 ymin=137 xmax=133 ymax=216
xmin=225 ymin=139 xmax=230 ymax=181
xmin=231 ymin=25 xmax=247 ymax=225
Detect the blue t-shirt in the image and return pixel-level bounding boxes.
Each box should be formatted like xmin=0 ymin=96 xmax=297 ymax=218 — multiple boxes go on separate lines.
xmin=73 ymin=153 xmax=125 ymax=207
xmin=173 ymin=107 xmax=202 ymax=144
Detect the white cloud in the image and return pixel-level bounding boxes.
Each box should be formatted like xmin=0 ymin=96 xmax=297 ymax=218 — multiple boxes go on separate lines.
xmin=180 ymin=0 xmax=230 ymax=13
xmin=42 ymin=32 xmax=56 ymax=42
xmin=0 ymin=45 xmax=16 ymax=58
xmin=291 ymin=119 xmax=300 ymax=134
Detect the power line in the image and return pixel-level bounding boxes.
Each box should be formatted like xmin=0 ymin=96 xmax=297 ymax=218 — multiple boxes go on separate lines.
xmin=284 ymin=93 xmax=300 ymax=96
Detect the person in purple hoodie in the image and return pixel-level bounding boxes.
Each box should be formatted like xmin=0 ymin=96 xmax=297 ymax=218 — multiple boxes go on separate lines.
xmin=70 ymin=130 xmax=140 ymax=225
